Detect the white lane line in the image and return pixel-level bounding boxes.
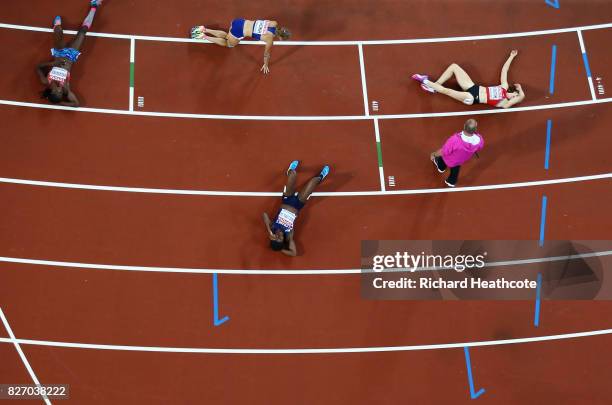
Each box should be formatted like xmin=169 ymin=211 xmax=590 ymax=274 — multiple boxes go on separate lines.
xmin=129 ymin=38 xmax=135 ymax=111
xmin=373 ymin=119 xmax=386 ymax=192
xmin=1 ymin=22 xmax=611 ymax=45
xmin=0 ymin=97 xmax=610 ymax=122
xmin=357 ymin=44 xmax=370 ymax=116
xmin=1 ymin=249 xmax=611 ymax=275
xmin=0 ymin=329 xmax=610 ymax=354
xmin=128 ymin=88 xmax=134 ymax=111
xmin=0 ymin=173 xmax=610 ymax=197
xmin=576 ymin=30 xmax=597 ymax=100
xmin=0 ymin=308 xmax=52 ymax=404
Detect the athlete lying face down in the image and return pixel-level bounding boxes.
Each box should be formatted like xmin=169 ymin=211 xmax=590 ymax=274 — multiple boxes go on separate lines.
xmin=191 ymin=18 xmax=291 ymax=74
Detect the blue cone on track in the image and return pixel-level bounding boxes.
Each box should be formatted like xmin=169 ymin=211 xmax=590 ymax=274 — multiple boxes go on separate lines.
xmin=53 ymin=16 xmax=62 ymax=27
xmin=319 ymin=165 xmax=330 ymax=181
xmin=287 ymin=160 xmax=299 ymax=174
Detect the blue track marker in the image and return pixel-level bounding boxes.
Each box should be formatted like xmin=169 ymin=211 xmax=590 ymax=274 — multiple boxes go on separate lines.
xmin=539 ymin=196 xmax=548 ymax=247
xmin=544 ymin=120 xmax=552 ymax=169
xmin=545 ymin=0 xmax=560 ymax=9
xmin=549 ymin=45 xmax=557 ymax=95
xmin=581 ymin=52 xmax=592 ymax=79
xmin=463 ymin=347 xmax=486 ymax=399
xmin=212 ymin=273 xmax=229 ymax=326
xmin=534 ymin=273 xmax=543 ymax=327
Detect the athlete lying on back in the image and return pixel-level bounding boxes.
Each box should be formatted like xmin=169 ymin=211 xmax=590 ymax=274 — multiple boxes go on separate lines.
xmin=263 ymin=160 xmax=330 ymax=256
xmin=36 ymin=1 xmax=104 ymax=107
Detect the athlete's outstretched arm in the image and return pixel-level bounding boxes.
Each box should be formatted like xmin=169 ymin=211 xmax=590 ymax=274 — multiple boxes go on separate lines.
xmin=500 ymin=50 xmax=518 ymax=88
xmin=261 ymin=39 xmax=273 ymax=74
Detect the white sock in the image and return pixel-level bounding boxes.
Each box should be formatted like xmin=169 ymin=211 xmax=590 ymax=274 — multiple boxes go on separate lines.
xmin=423 ymin=79 xmax=430 ymax=85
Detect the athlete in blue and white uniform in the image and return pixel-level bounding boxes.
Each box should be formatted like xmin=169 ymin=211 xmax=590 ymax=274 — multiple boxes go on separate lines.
xmin=191 ymin=19 xmax=291 ymax=74
xmin=36 ymin=1 xmax=103 ymax=106
xmin=263 ymin=161 xmax=330 ymax=256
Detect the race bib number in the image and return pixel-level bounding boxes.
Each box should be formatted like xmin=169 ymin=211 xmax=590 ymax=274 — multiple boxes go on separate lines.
xmin=48 ymin=67 xmax=69 ymax=85
xmin=488 ymin=86 xmax=503 ymax=100
xmin=253 ymin=20 xmax=270 ymax=35
xmin=276 ymin=209 xmax=296 ymax=230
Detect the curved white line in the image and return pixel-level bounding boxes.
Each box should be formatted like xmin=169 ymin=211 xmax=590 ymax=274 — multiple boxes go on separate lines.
xmin=2 ymin=249 xmax=611 ymax=275
xmin=0 ymin=98 xmax=610 ymax=122
xmin=1 ymin=173 xmax=611 ymax=197
xmin=0 ymin=329 xmax=610 ymax=354
xmin=0 ymin=21 xmax=611 ymax=45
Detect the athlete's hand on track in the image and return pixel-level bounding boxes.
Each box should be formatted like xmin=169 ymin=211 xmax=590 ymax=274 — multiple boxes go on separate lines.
xmin=510 ymin=49 xmax=518 ymax=57
xmin=261 ymin=64 xmax=270 ymax=74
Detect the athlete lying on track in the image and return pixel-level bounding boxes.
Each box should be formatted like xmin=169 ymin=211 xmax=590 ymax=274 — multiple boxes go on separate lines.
xmin=36 ymin=0 xmax=103 ymax=107
xmin=190 ymin=19 xmax=291 ymax=74
xmin=262 ymin=161 xmax=330 ymax=256
xmin=411 ymin=50 xmax=525 ymax=109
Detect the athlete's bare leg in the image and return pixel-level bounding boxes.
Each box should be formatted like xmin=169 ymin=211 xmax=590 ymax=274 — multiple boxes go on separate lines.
xmin=52 ymin=16 xmax=66 ymax=49
xmin=203 ymin=34 xmax=229 ymax=47
xmin=69 ymin=1 xmax=101 ymax=50
xmin=426 ymin=82 xmax=475 ymax=105
xmin=204 ymin=28 xmax=228 ymax=38
xmin=284 ymin=170 xmax=298 ymax=196
xmin=435 ymin=63 xmax=475 ymax=90
xmin=297 ymin=166 xmax=330 ymax=203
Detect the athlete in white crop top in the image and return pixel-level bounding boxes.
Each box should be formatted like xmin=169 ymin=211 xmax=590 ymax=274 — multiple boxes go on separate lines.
xmin=36 ymin=1 xmax=104 ymax=106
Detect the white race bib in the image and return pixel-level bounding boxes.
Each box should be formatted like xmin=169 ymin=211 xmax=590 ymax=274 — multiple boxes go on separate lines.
xmin=253 ymin=20 xmax=270 ymax=35
xmin=276 ymin=209 xmax=297 ymax=230
xmin=487 ymin=86 xmax=503 ymax=100
xmin=48 ymin=67 xmax=69 ymax=85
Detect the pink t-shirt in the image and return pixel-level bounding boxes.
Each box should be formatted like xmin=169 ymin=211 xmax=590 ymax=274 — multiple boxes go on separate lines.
xmin=441 ymin=131 xmax=484 ymax=167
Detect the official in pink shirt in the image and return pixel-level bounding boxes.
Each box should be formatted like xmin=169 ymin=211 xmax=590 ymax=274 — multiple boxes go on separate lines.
xmin=430 ymin=119 xmax=484 ymax=187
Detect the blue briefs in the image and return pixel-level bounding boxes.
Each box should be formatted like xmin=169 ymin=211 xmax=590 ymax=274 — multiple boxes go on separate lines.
xmin=51 ymin=48 xmax=81 ymax=63
xmin=230 ymin=18 xmax=246 ymax=39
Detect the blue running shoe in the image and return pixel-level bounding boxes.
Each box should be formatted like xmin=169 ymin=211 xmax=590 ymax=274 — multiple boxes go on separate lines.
xmin=90 ymin=0 xmax=103 ymax=7
xmin=53 ymin=16 xmax=62 ymax=27
xmin=287 ymin=160 xmax=299 ymax=175
xmin=318 ymin=165 xmax=330 ymax=181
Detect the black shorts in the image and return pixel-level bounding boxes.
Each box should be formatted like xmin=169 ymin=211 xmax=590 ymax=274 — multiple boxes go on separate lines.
xmin=467 ymin=85 xmax=480 ymax=104
xmin=282 ymin=193 xmax=305 ymax=211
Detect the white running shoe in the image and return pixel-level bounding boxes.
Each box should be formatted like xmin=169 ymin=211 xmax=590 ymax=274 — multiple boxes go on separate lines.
xmin=421 ymin=83 xmax=435 ymax=93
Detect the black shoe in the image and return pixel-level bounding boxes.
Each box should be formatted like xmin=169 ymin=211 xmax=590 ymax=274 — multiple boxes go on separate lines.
xmin=431 ymin=156 xmax=445 ymax=173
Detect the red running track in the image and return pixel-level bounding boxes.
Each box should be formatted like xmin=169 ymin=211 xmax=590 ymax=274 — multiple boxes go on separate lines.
xmin=0 ymin=1 xmax=612 ymax=404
